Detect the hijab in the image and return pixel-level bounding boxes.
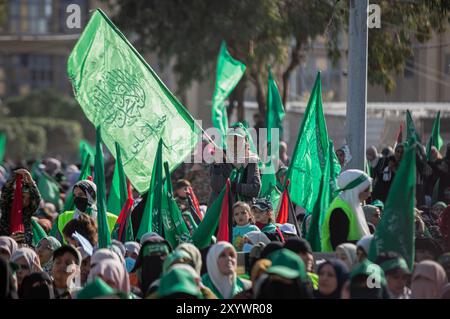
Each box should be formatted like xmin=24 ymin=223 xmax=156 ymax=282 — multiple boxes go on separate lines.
xmin=19 ymin=272 xmax=54 ymax=299
xmin=0 ymin=256 xmax=17 ymax=299
xmin=336 ymin=243 xmax=357 ymax=270
xmin=88 ymin=258 xmax=130 ymax=294
xmin=176 ymin=243 xmax=202 ymax=275
xmin=315 ymin=259 xmax=349 ymax=299
xmin=90 ymin=248 xmax=123 ymax=268
xmin=206 ymin=241 xmax=237 ymax=299
xmin=37 ymin=236 xmax=61 ymax=272
xmin=124 ymin=241 xmax=141 ymax=257
xmin=0 ymin=236 xmax=18 ymax=258
xmin=11 ymin=247 xmax=42 ymax=272
xmin=337 ymin=170 xmax=372 ymax=237
xmin=367 ymin=145 xmax=381 ymax=168
xmin=73 ymin=180 xmax=97 ymax=219
xmin=356 ymin=235 xmax=374 ymax=256
xmin=411 ymin=260 xmax=448 ymax=299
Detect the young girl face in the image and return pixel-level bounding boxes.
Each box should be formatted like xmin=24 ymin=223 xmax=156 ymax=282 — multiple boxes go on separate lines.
xmin=252 ymin=207 xmax=270 ymax=224
xmin=233 ymin=207 xmax=251 ymax=226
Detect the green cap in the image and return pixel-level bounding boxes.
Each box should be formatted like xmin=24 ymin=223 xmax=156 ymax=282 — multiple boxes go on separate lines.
xmin=371 ymin=200 xmax=384 ymax=211
xmin=379 ymin=257 xmax=410 ymax=274
xmin=76 ymin=278 xmax=119 ymax=299
xmin=157 ymin=268 xmax=202 ymax=298
xmin=350 ymin=259 xmax=386 ymax=286
xmin=265 ymin=249 xmax=307 ymax=280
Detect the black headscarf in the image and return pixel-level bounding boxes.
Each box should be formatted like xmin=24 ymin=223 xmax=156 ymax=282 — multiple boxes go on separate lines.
xmin=19 ymin=272 xmax=54 ymax=299
xmin=314 ymin=259 xmax=349 ymax=299
xmin=0 ymin=256 xmax=18 ymax=299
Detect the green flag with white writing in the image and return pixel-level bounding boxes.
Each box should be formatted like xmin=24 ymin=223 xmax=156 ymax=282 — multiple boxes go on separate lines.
xmin=68 ymin=9 xmax=200 ymax=194
xmin=426 ymin=111 xmax=443 ymax=161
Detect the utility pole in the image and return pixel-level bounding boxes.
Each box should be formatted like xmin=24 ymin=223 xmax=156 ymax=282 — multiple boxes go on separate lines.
xmin=346 ymin=0 xmax=368 ymax=171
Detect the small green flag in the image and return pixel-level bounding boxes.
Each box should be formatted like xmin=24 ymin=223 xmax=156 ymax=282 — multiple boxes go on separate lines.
xmin=107 ymin=142 xmax=128 ymax=216
xmin=136 ymin=139 xmax=163 ymax=241
xmin=79 ymin=139 xmax=95 ymax=166
xmin=161 ymin=162 xmax=191 ymax=248
xmin=94 ymin=126 xmax=111 ymax=248
xmin=0 ymin=133 xmax=6 ymax=164
xmin=36 ymin=171 xmax=61 ymax=209
xmin=369 ymin=142 xmax=416 ymax=271
xmin=31 ymin=218 xmax=48 ymax=247
xmin=406 ymin=110 xmax=422 ymax=143
xmin=68 ymin=9 xmax=200 ymax=194
xmin=426 ymin=111 xmax=444 ymax=161
xmin=211 ymin=42 xmax=246 ymax=148
xmin=63 ymin=153 xmax=92 ymax=213
xmin=266 ymin=66 xmax=285 ymax=144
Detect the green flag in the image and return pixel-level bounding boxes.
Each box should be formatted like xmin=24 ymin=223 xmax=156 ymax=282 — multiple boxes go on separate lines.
xmin=426 ymin=111 xmax=444 ymax=161
xmin=211 ymin=42 xmax=246 ymax=148
xmin=38 ymin=172 xmax=61 ymax=209
xmin=266 ymin=66 xmax=285 ymax=144
xmin=79 ymin=139 xmax=95 ymax=166
xmin=107 ymin=142 xmax=128 ymax=216
xmin=0 ymin=133 xmax=6 ymax=164
xmin=329 ymin=140 xmax=341 ymax=201
xmin=136 ymin=139 xmax=163 ymax=241
xmin=369 ymin=141 xmax=416 ymax=271
xmin=286 ymin=72 xmax=332 ymax=213
xmin=31 ymin=218 xmax=48 ymax=247
xmin=68 ymin=9 xmax=200 ymax=194
xmin=161 ymin=162 xmax=191 ymax=248
xmin=63 ymin=153 xmax=92 ymax=213
xmin=94 ymin=126 xmax=111 ymax=248
xmin=406 ymin=110 xmax=421 ymax=143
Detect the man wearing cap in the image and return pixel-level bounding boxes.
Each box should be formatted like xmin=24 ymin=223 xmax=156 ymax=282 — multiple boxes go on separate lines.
xmin=375 ymin=252 xmax=411 ymax=299
xmin=209 ymin=123 xmax=261 ymax=206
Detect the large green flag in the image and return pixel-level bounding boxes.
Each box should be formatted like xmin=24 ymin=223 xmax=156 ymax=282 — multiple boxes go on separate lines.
xmin=211 ymin=42 xmax=246 ymax=148
xmin=328 ymin=139 xmax=341 ymax=200
xmin=406 ymin=110 xmax=421 ymax=143
xmin=107 ymin=142 xmax=127 ymax=216
xmin=63 ymin=153 xmax=92 ymax=212
xmin=369 ymin=141 xmax=416 ymax=271
xmin=136 ymin=139 xmax=163 ymax=241
xmin=162 ymin=162 xmax=191 ymax=248
xmin=0 ymin=133 xmax=6 ymax=164
xmin=266 ymin=66 xmax=285 ymax=145
xmin=68 ymin=9 xmax=200 ymax=194
xmin=426 ymin=111 xmax=444 ymax=161
xmin=79 ymin=139 xmax=95 ymax=166
xmin=286 ymin=72 xmax=332 ymax=214
xmin=94 ymin=126 xmax=111 ymax=248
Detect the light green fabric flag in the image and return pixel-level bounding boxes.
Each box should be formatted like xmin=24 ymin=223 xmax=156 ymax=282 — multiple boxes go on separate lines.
xmin=136 ymin=139 xmax=163 ymax=241
xmin=68 ymin=9 xmax=200 ymax=194
xmin=211 ymin=42 xmax=246 ymax=148
xmin=0 ymin=133 xmax=6 ymax=164
xmin=426 ymin=111 xmax=443 ymax=161
xmin=36 ymin=171 xmax=61 ymax=209
xmin=94 ymin=126 xmax=111 ymax=248
xmin=31 ymin=218 xmax=48 ymax=247
xmin=162 ymin=162 xmax=191 ymax=248
xmin=406 ymin=110 xmax=422 ymax=143
xmin=107 ymin=142 xmax=128 ymax=216
xmin=63 ymin=153 xmax=92 ymax=213
xmin=328 ymin=140 xmax=341 ymax=201
xmin=79 ymin=139 xmax=95 ymax=166
xmin=369 ymin=141 xmax=416 ymax=271
xmin=286 ymin=72 xmax=332 ymax=214
xmin=266 ymin=66 xmax=285 ymax=144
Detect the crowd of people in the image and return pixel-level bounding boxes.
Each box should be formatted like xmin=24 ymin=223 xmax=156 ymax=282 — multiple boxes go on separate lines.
xmin=1 ymin=126 xmax=450 ymax=300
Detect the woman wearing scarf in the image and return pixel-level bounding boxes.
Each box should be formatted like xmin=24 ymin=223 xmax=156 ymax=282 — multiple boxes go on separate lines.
xmin=202 ymin=241 xmax=251 ymax=299
xmin=0 ymin=169 xmax=41 ymax=246
xmin=321 ymin=170 xmax=372 ymax=252
xmin=314 ymin=259 xmax=349 ymax=299
xmin=0 ymin=256 xmax=18 ymax=299
xmin=19 ymin=272 xmax=54 ymax=299
xmin=366 ymin=145 xmax=385 ymax=179
xmin=336 ymin=243 xmax=357 ymax=271
xmin=411 ymin=260 xmax=448 ymax=299
xmin=10 ymin=247 xmax=42 ymax=289
xmin=36 ymin=236 xmax=61 ymax=274
xmin=0 ymin=236 xmax=18 ymax=260
xmin=176 ymin=243 xmax=202 ymax=275
xmin=209 ymin=124 xmax=261 ymax=206
xmin=50 ymin=180 xmax=118 ymax=244
xmin=88 ymin=258 xmax=131 ymax=296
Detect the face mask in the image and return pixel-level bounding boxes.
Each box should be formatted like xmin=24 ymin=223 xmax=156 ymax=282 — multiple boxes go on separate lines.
xmin=243 ymin=243 xmax=253 ymax=253
xmin=74 ymin=197 xmax=89 ymax=212
xmin=125 ymin=257 xmax=136 ymax=273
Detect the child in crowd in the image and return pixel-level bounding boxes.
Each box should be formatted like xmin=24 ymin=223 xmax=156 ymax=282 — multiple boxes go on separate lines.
xmin=232 ymin=202 xmax=259 ymax=251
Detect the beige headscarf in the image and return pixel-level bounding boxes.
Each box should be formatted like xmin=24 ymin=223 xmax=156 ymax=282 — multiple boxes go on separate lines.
xmin=176 ymin=243 xmax=202 ymax=275
xmin=11 ymin=247 xmax=42 ymax=272
xmin=88 ymin=258 xmax=130 ymax=294
xmin=411 ymin=260 xmax=448 ymax=299
xmin=0 ymin=236 xmax=18 ymax=258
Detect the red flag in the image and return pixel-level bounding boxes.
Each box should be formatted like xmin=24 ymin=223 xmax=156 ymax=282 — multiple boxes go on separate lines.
xmin=10 ymin=175 xmax=25 ymax=234
xmin=276 ymin=179 xmax=291 ymax=224
xmin=217 ymin=179 xmax=231 ymax=242
xmin=186 ymin=186 xmax=202 ymax=222
xmin=117 ymin=180 xmax=134 ymax=241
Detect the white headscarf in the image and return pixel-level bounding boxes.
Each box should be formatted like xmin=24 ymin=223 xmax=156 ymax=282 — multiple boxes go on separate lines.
xmin=337 ymin=169 xmax=372 ymax=237
xmin=206 ymin=241 xmax=237 ymax=299
xmin=367 ymin=145 xmax=381 ymax=168
xmin=11 ymin=247 xmax=42 ymax=272
xmin=176 ymin=243 xmax=202 ymax=275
